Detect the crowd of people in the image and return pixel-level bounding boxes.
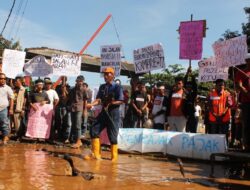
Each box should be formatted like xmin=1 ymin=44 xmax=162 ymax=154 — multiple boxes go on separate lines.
xmin=0 ymin=53 xmax=250 ymax=157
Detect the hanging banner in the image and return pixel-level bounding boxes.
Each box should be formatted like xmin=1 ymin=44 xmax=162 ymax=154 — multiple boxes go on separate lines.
xmin=179 ymin=20 xmax=204 ymax=60
xmin=51 ymin=54 xmax=81 ymax=77
xmin=24 ymin=55 xmax=53 ymax=77
xmin=26 ymin=103 xmax=53 ymax=139
xmin=198 ymin=57 xmax=228 ymax=82
xmin=2 ymin=49 xmax=26 ymax=79
xmin=133 ymin=43 xmax=165 ymax=74
xmin=118 ymin=128 xmax=227 ymax=160
xmin=212 ymin=35 xmax=248 ymax=68
xmin=100 ymin=44 xmax=121 ymax=76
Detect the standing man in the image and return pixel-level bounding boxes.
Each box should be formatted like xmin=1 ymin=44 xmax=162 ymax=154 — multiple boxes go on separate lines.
xmin=167 ymin=77 xmax=188 ymax=132
xmin=44 ymin=77 xmax=59 ymax=141
xmin=68 ymin=75 xmax=88 ymax=148
xmin=208 ymin=79 xmax=232 ymax=140
xmin=184 ymin=66 xmax=198 ymax=133
xmin=151 ymin=84 xmax=168 ymax=130
xmin=0 ymin=73 xmax=14 ymax=144
xmin=130 ymin=82 xmax=149 ymax=128
xmin=235 ymin=53 xmax=250 ymax=151
xmin=12 ymin=76 xmax=26 ymax=139
xmin=87 ymin=67 xmax=123 ymax=161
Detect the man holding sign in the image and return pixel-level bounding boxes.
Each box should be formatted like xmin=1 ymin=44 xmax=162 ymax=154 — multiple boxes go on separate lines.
xmin=235 ymin=53 xmax=250 ymax=151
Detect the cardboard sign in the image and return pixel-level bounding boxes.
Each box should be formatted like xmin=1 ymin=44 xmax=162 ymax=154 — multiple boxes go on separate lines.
xmin=134 ymin=43 xmax=165 ymax=74
xmin=198 ymin=57 xmax=228 ymax=82
xmin=212 ymin=35 xmax=248 ymax=68
xmin=24 ymin=55 xmax=53 ymax=77
xmin=118 ymin=128 xmax=226 ymax=160
xmin=26 ymin=103 xmax=53 ymax=139
xmin=2 ymin=49 xmax=26 ymax=79
xmin=51 ymin=54 xmax=81 ymax=76
xmin=100 ymin=44 xmax=121 ymax=76
xmin=179 ymin=20 xmax=204 ymax=60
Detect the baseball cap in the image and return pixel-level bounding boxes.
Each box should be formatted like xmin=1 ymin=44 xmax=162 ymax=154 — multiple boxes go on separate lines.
xmin=76 ymin=75 xmax=85 ymax=81
xmin=44 ymin=77 xmax=52 ymax=84
xmin=103 ymin=67 xmax=115 ymax=75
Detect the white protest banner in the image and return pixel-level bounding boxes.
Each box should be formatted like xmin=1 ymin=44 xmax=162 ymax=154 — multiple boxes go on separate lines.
xmin=2 ymin=49 xmax=26 ymax=79
xmin=212 ymin=35 xmax=248 ymax=68
xmin=118 ymin=128 xmax=226 ymax=160
xmin=198 ymin=57 xmax=228 ymax=82
xmin=100 ymin=44 xmax=121 ymax=76
xmin=51 ymin=54 xmax=81 ymax=77
xmin=133 ymin=43 xmax=165 ymax=74
xmin=26 ymin=103 xmax=53 ymax=139
xmin=24 ymin=55 xmax=53 ymax=77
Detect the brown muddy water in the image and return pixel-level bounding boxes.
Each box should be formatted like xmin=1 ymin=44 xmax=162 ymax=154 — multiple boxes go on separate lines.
xmin=0 ymin=142 xmax=250 ymax=190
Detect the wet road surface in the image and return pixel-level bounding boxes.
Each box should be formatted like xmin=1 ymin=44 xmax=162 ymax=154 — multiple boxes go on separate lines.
xmin=0 ymin=142 xmax=250 ymax=190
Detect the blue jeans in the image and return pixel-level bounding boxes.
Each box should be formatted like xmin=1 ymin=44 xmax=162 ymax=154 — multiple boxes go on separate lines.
xmin=0 ymin=108 xmax=10 ymax=137
xmin=55 ymin=107 xmax=72 ymax=141
xmin=90 ymin=108 xmax=120 ymax=144
xmin=71 ymin=111 xmax=82 ymax=141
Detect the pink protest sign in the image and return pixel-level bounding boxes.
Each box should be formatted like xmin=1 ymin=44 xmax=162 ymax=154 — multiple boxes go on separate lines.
xmin=26 ymin=103 xmax=53 ymax=139
xmin=179 ymin=20 xmax=204 ymax=60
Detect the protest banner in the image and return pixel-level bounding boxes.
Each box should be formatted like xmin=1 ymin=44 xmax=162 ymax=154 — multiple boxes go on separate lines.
xmin=179 ymin=20 xmax=204 ymax=60
xmin=133 ymin=43 xmax=165 ymax=74
xmin=212 ymin=35 xmax=248 ymax=68
xmin=2 ymin=49 xmax=26 ymax=79
xmin=24 ymin=55 xmax=53 ymax=77
xmin=26 ymin=103 xmax=53 ymax=139
xmin=100 ymin=44 xmax=121 ymax=76
xmin=198 ymin=57 xmax=228 ymax=82
xmin=118 ymin=128 xmax=226 ymax=160
xmin=51 ymin=54 xmax=81 ymax=76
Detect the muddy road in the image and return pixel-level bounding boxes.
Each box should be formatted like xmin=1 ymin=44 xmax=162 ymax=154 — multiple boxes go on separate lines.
xmin=0 ymin=142 xmax=249 ymax=190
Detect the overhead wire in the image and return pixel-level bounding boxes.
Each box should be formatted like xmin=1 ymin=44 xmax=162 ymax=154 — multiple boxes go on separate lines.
xmin=1 ymin=0 xmax=16 ymax=36
xmin=13 ymin=0 xmax=29 ymax=41
xmin=8 ymin=0 xmax=24 ymax=39
xmin=111 ymin=15 xmax=134 ymax=78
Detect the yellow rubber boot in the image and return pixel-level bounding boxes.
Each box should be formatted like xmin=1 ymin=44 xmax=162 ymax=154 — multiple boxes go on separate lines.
xmin=111 ymin=144 xmax=118 ymax=162
xmin=92 ymin=138 xmax=101 ymax=160
xmin=83 ymin=138 xmax=101 ymax=160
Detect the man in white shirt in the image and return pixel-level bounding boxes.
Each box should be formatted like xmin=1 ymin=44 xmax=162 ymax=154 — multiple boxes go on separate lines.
xmin=44 ymin=78 xmax=59 ymax=141
xmin=0 ymin=73 xmax=14 ymax=144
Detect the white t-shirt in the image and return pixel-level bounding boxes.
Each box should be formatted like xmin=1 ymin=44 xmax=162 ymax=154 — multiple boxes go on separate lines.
xmin=152 ymin=96 xmax=167 ymax=124
xmin=0 ymin=84 xmax=14 ymax=111
xmin=194 ymin=105 xmax=201 ymax=117
xmin=46 ymin=89 xmax=59 ymax=105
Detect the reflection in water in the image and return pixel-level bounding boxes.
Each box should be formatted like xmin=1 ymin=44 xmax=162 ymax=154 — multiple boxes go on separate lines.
xmin=0 ymin=143 xmax=250 ymax=190
xmin=24 ymin=150 xmax=53 ymax=190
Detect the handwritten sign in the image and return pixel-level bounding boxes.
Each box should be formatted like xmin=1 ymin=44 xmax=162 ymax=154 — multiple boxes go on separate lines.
xmin=179 ymin=20 xmax=204 ymax=60
xmin=134 ymin=43 xmax=165 ymax=74
xmin=2 ymin=49 xmax=26 ymax=79
xmin=212 ymin=35 xmax=248 ymax=68
xmin=24 ymin=55 xmax=53 ymax=77
xmin=118 ymin=128 xmax=226 ymax=160
xmin=100 ymin=44 xmax=121 ymax=76
xmin=26 ymin=103 xmax=53 ymax=139
xmin=51 ymin=54 xmax=81 ymax=76
xmin=198 ymin=57 xmax=228 ymax=82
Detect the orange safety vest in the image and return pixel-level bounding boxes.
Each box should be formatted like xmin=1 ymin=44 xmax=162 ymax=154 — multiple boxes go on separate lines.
xmin=208 ymin=89 xmax=231 ymax=123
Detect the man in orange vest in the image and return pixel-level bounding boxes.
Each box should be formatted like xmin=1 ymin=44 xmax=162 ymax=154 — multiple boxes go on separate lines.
xmin=208 ymin=79 xmax=232 ymax=138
